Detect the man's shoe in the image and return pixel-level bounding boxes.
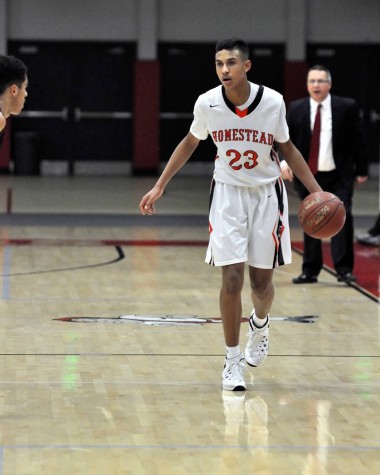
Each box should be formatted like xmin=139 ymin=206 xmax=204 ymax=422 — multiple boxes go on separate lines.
xmin=222 ymin=354 xmax=246 ymax=391
xmin=244 ymin=312 xmax=269 ymax=367
xmin=292 ymin=273 xmax=318 ymax=284
xmin=356 ymin=232 xmax=380 ymax=247
xmin=337 ymin=272 xmax=357 ymax=283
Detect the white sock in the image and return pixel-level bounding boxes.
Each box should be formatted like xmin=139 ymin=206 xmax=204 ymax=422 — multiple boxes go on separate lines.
xmin=226 ymin=345 xmax=241 ymax=360
xmin=251 ymin=313 xmax=268 ymax=328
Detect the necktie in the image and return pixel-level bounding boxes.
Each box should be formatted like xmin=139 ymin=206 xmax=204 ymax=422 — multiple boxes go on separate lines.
xmin=308 ymin=104 xmax=321 ymax=175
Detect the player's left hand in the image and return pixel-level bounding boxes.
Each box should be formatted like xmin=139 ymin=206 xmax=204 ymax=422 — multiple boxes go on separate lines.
xmin=280 ymin=160 xmax=294 ymax=182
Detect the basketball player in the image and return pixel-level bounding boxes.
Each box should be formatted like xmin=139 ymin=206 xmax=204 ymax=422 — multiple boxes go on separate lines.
xmin=0 ymin=55 xmax=28 ymax=140
xmin=139 ymin=38 xmax=322 ymax=391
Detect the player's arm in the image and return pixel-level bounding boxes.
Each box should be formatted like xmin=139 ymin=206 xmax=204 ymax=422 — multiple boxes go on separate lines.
xmin=139 ymin=132 xmax=200 ymax=215
xmin=277 ymin=139 xmax=322 ymax=194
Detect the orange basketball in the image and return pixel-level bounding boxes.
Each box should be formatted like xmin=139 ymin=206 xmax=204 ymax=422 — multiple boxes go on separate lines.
xmin=298 ymin=191 xmax=346 ymax=239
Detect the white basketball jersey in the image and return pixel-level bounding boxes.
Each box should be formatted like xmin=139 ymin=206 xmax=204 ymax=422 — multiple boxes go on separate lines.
xmin=190 ymin=82 xmax=289 ymax=187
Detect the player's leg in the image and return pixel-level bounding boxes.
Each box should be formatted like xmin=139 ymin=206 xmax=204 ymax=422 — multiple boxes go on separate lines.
xmin=205 ymin=181 xmax=248 ymax=391
xmin=248 ymin=266 xmax=274 ymax=319
xmin=220 ymin=263 xmax=245 ymax=346
xmin=244 ymin=267 xmax=272 ymax=367
xmin=220 ymin=263 xmax=246 ymax=391
xmin=243 ymin=181 xmax=288 ymax=368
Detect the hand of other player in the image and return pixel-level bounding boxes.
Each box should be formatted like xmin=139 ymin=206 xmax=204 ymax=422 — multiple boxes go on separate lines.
xmin=355 ymin=176 xmax=368 ymax=186
xmin=0 ymin=113 xmax=5 ymax=133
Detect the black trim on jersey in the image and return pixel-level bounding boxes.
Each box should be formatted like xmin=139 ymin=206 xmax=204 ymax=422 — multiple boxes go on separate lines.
xmin=272 ymin=178 xmax=285 ymax=267
xmin=222 ymin=84 xmax=264 ymax=116
xmin=209 ymin=178 xmax=216 ymax=211
xmin=207 ymin=178 xmax=216 ymax=266
xmin=275 ymin=176 xmax=284 ymax=216
xmin=270 ymin=142 xmax=279 ymax=162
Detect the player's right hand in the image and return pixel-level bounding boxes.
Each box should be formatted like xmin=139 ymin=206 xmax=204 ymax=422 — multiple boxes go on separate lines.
xmin=140 ymin=199 xmax=156 ymax=215
xmin=139 ymin=186 xmax=163 ymax=215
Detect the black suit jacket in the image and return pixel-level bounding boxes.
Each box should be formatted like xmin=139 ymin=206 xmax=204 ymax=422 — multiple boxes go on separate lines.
xmin=287 ymin=95 xmax=368 ymax=189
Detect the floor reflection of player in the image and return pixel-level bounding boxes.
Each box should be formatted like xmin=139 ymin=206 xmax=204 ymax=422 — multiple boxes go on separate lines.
xmin=302 ymin=400 xmax=334 ymax=475
xmin=221 ymin=392 xmax=271 ymax=473
xmin=221 ymin=395 xmax=335 ymax=474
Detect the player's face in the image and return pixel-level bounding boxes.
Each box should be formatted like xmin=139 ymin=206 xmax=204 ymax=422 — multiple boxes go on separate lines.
xmin=307 ymin=70 xmax=331 ymax=103
xmin=215 ymin=49 xmax=251 ymax=90
xmin=10 ymin=77 xmax=28 ymax=115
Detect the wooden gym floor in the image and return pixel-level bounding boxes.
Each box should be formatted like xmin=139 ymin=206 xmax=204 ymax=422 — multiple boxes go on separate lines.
xmin=0 ymin=174 xmax=379 ymax=474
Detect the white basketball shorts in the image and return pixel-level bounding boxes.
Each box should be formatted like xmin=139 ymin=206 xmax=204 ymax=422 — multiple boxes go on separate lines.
xmin=205 ymin=179 xmax=292 ymax=268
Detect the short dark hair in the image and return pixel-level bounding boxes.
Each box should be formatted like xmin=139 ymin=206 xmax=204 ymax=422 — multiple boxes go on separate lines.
xmin=308 ymin=64 xmax=332 ymax=82
xmin=0 ymin=55 xmax=28 ymax=95
xmin=215 ymin=38 xmax=249 ymax=60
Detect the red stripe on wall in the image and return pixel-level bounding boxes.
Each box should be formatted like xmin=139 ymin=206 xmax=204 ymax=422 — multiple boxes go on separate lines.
xmin=0 ymin=120 xmax=11 ymax=173
xmin=133 ymin=61 xmax=160 ymax=175
xmin=283 ymin=61 xmax=309 ymax=105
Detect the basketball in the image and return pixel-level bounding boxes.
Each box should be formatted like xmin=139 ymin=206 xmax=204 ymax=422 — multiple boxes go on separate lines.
xmin=298 ymin=191 xmax=346 ymax=239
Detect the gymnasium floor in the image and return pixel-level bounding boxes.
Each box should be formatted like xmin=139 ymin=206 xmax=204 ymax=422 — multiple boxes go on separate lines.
xmin=0 ymin=172 xmax=379 ymax=474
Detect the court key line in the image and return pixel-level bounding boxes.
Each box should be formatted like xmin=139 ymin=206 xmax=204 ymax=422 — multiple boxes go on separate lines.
xmin=0 ymin=245 xmax=124 ymax=278
xmin=1 ymin=237 xmax=377 ymax=303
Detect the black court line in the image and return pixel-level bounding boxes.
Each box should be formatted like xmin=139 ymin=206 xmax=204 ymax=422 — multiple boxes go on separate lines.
xmin=0 ymin=245 xmax=124 ymax=277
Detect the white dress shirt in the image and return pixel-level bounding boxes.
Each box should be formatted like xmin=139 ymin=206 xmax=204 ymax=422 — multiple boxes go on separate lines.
xmin=310 ymin=94 xmax=335 ymax=172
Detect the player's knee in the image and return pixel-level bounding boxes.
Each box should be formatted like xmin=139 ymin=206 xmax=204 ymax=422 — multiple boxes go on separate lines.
xmin=250 ymin=279 xmax=273 ymax=299
xmin=222 ymin=269 xmax=244 ymax=294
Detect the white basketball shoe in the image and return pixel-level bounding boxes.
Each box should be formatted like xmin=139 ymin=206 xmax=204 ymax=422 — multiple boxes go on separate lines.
xmin=222 ymin=353 xmax=246 ymax=391
xmin=245 ymin=311 xmax=269 ymax=367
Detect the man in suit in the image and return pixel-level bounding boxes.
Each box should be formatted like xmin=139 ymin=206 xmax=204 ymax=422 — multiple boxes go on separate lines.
xmin=281 ymin=64 xmax=368 ymax=284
